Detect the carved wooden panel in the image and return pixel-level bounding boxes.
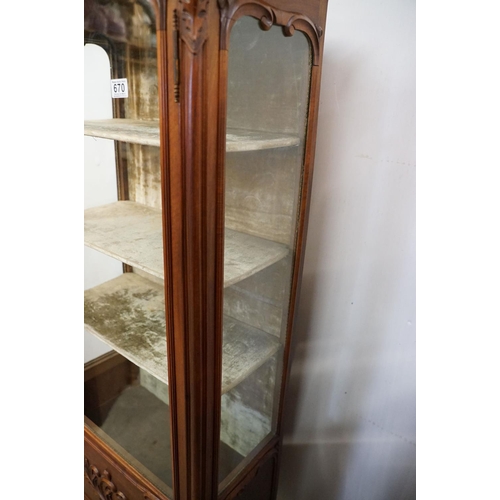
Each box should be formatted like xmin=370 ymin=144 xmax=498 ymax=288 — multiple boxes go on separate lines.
xmin=84 ymin=427 xmax=169 ymax=500
xmin=85 ymin=458 xmax=128 ymax=500
xmin=218 ymin=0 xmax=323 ymax=65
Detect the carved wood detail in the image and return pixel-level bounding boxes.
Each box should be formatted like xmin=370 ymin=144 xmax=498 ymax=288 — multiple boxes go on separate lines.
xmin=84 ymin=427 xmax=168 ymax=500
xmin=218 ymin=0 xmax=323 ymax=65
xmin=163 ymin=1 xmax=223 ymax=499
xmin=84 ymin=458 xmax=127 ymax=500
xmin=176 ymin=0 xmax=211 ymax=53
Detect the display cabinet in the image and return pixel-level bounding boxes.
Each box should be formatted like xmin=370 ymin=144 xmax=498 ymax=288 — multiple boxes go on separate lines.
xmin=84 ymin=1 xmax=329 ymax=499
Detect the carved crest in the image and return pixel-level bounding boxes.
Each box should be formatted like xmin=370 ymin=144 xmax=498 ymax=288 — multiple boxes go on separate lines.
xmin=177 ymin=0 xmax=210 ymax=54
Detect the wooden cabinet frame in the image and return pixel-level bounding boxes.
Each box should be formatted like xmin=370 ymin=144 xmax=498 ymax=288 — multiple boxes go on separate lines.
xmin=84 ymin=1 xmax=329 ymax=499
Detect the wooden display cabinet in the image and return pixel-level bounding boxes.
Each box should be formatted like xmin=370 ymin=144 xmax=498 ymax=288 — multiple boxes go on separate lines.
xmin=84 ymin=1 xmax=329 ymax=499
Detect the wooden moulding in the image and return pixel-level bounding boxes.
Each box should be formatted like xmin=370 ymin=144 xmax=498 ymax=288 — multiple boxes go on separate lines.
xmin=85 ymin=421 xmax=172 ymax=500
xmin=84 ymin=272 xmax=280 ymax=394
xmin=218 ymin=0 xmax=324 ymax=66
xmin=84 ymin=118 xmax=300 ymax=151
xmin=84 ymin=201 xmax=289 ymax=286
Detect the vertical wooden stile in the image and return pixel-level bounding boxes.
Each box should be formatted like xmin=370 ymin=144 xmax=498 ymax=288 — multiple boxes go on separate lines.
xmin=161 ymin=1 xmax=223 ymax=499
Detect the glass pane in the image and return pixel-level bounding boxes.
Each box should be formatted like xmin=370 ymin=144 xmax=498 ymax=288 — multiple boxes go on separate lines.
xmin=219 ymin=16 xmax=312 ymax=483
xmin=84 ymin=1 xmax=171 ymax=495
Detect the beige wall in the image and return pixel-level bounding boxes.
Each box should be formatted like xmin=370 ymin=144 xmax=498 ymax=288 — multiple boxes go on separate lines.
xmin=277 ymin=1 xmax=416 ymax=498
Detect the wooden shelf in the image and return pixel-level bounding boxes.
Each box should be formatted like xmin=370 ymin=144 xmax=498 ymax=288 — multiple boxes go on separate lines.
xmin=225 ymin=128 xmax=300 ymax=152
xmin=84 ymin=202 xmax=164 ymax=279
xmin=84 ymin=272 xmax=281 ymax=394
xmin=84 ymin=119 xmax=300 ymax=151
xmin=84 ymin=119 xmax=160 ymax=147
xmin=84 ymin=201 xmax=289 ymax=286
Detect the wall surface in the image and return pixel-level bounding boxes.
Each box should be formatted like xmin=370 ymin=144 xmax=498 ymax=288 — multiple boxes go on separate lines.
xmin=277 ymin=1 xmax=416 ymax=499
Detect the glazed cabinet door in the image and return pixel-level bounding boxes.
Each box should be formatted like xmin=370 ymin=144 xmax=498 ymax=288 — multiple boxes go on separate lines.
xmin=84 ymin=1 xmax=173 ymax=498
xmin=217 ymin=10 xmax=315 ymax=494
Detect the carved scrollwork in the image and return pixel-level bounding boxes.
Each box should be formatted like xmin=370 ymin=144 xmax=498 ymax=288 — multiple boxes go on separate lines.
xmin=258 ymin=12 xmax=274 ymax=31
xmin=84 ymin=458 xmax=127 ymax=500
xmin=219 ymin=0 xmax=323 ymax=65
xmin=283 ymin=14 xmax=309 ymax=36
xmin=177 ymin=0 xmax=210 ymax=54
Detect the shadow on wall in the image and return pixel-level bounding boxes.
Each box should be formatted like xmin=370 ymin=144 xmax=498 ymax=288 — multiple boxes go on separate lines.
xmin=276 ymin=34 xmax=416 ymax=499
xmin=278 ymin=440 xmax=415 ymax=500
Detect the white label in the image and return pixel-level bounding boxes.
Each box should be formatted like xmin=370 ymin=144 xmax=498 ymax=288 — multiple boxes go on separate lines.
xmin=111 ymin=78 xmax=128 ymax=98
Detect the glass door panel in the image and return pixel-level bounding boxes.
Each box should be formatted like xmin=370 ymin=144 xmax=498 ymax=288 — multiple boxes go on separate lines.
xmin=84 ymin=1 xmax=172 ymax=495
xmin=219 ymin=16 xmax=312 ymax=483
